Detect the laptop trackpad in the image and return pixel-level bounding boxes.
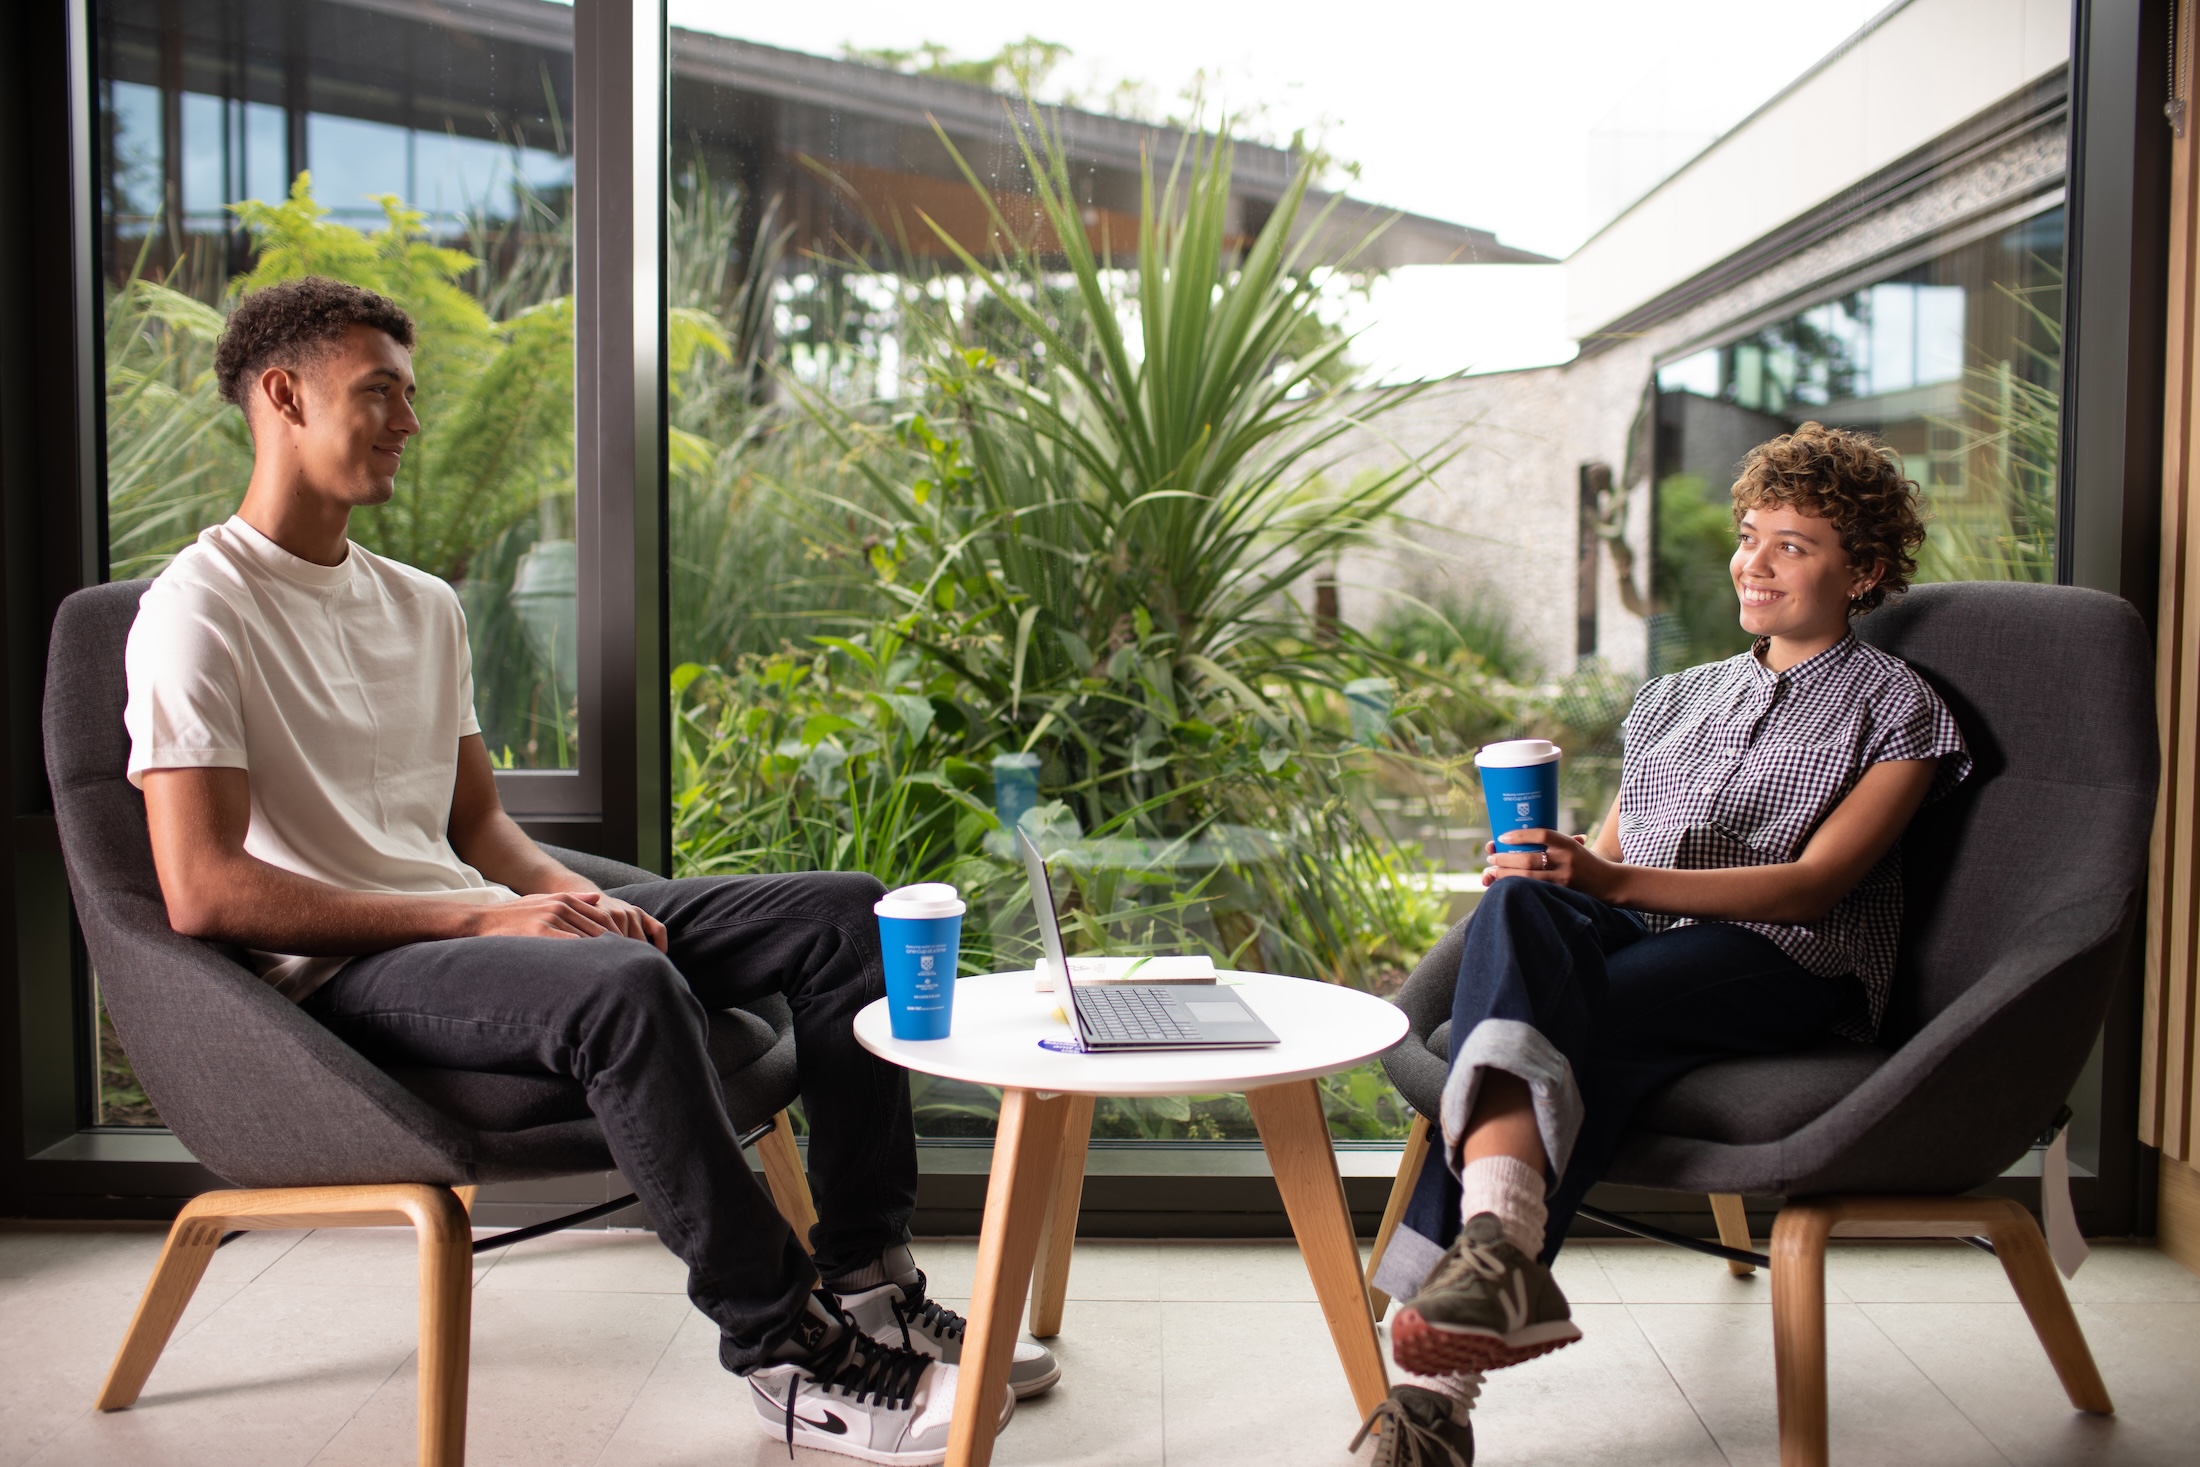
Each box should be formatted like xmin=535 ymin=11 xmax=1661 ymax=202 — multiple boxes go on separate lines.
xmin=1185 ymin=1000 xmax=1249 ymax=1023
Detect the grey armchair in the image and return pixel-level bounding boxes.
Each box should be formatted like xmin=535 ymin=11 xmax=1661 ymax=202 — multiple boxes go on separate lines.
xmin=1362 ymin=582 xmax=2153 ymax=1466
xmin=44 ymin=579 xmax=818 ymax=1467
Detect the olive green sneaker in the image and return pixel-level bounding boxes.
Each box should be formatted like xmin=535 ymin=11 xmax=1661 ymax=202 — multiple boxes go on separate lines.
xmin=1389 ymin=1212 xmax=1581 ymax=1374
xmin=1348 ymin=1384 xmax=1475 ymax=1466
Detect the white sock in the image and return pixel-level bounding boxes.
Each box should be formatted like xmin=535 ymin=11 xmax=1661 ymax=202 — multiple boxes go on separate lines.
xmin=1396 ymin=1369 xmax=1483 ymax=1421
xmin=1461 ymin=1154 xmax=1547 ymax=1259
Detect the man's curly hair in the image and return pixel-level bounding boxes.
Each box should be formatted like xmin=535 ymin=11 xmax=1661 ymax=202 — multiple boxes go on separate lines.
xmin=213 ymin=276 xmax=415 ymax=417
xmin=1731 ymin=421 xmax=1927 ymax=615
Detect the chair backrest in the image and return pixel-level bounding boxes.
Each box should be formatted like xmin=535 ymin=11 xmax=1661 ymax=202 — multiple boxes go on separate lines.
xmin=45 ymin=580 xmax=480 ymax=1187
xmin=1854 ymin=582 xmax=2156 ymax=1041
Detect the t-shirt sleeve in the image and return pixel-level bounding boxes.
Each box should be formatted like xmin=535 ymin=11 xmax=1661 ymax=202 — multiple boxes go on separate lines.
xmin=123 ymin=581 xmax=249 ymax=788
xmin=1865 ymin=671 xmax=1972 ymax=802
xmin=451 ymin=593 xmax=482 ymax=740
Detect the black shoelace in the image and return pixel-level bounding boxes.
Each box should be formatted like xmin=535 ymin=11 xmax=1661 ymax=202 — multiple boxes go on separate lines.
xmin=780 ymin=1323 xmax=932 ymax=1457
xmin=889 ymin=1271 xmax=968 ymax=1351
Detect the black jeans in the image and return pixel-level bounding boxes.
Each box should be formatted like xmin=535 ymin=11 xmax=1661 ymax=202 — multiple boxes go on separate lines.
xmin=303 ymin=872 xmax=916 ymax=1371
xmin=1445 ymin=878 xmax=1855 ymax=1259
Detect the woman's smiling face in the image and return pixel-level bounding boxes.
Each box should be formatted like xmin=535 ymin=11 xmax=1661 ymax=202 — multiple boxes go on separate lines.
xmin=1730 ymin=503 xmax=1881 ymax=644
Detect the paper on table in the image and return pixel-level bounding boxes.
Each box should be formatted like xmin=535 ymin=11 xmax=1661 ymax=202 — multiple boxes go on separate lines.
xmin=1033 ymin=954 xmax=1217 ymax=991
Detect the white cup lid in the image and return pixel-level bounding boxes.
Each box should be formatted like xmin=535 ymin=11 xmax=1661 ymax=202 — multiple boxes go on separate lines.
xmin=875 ymin=882 xmax=967 ymax=919
xmin=1474 ymin=738 xmax=1561 ymax=768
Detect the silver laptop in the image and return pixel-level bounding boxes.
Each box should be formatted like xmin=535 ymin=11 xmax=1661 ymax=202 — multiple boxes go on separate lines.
xmin=1018 ymin=829 xmax=1278 ymax=1050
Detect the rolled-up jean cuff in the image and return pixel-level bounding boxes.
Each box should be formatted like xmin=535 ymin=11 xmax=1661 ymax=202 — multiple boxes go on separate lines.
xmin=1438 ymin=1017 xmax=1583 ymax=1190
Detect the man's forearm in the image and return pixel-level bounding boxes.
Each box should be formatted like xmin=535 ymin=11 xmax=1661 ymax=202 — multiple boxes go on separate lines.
xmin=452 ymin=807 xmax=597 ymax=896
xmin=166 ymin=851 xmax=488 ymax=954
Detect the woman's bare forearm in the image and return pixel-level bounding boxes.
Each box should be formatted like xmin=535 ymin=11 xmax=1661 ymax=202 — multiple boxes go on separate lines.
xmin=1602 ymin=860 xmax=1840 ymax=925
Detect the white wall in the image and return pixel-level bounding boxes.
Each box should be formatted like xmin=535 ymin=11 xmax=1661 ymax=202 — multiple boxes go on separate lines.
xmin=1565 ymin=0 xmax=2070 ymax=337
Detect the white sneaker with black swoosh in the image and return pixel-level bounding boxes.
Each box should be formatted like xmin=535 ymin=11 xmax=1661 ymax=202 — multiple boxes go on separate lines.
xmin=839 ymin=1270 xmax=1063 ymax=1399
xmin=744 ymin=1308 xmax=1013 ymax=1465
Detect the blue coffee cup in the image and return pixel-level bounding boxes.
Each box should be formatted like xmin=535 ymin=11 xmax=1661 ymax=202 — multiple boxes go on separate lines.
xmin=875 ymin=883 xmax=966 ymax=1040
xmin=1475 ymin=739 xmax=1561 ymax=853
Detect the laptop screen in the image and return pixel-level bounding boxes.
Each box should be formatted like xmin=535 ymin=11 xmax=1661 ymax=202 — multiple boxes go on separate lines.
xmin=1017 ymin=828 xmax=1075 ymax=985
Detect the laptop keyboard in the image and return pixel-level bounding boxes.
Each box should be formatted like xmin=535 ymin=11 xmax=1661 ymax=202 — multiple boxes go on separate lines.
xmin=1077 ymin=986 xmax=1198 ymax=1042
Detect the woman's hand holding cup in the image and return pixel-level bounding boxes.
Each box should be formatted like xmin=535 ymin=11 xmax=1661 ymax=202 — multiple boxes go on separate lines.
xmin=1482 ymin=829 xmax=1621 ymax=901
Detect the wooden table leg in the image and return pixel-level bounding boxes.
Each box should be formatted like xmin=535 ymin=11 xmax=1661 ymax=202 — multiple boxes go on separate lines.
xmin=1029 ymin=1093 xmax=1094 ymax=1339
xmin=1246 ymin=1079 xmax=1389 ymax=1418
xmin=948 ymin=1088 xmax=1073 ymax=1467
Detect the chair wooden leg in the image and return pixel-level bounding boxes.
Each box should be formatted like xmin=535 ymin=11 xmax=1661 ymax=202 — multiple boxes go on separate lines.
xmin=96 ymin=1198 xmax=228 ymax=1410
xmin=755 ymin=1110 xmax=818 ymax=1254
xmin=96 ymin=1184 xmax=474 ymax=1465
xmin=1364 ymin=1110 xmax=1432 ymax=1318
xmin=1770 ymin=1202 xmax=1836 ymax=1467
xmin=1710 ymin=1192 xmax=1756 ymax=1277
xmin=1769 ymin=1194 xmax=2115 ymax=1466
xmin=452 ymin=1185 xmax=478 ymax=1217
xmin=408 ymin=1186 xmax=474 ymax=1467
xmin=1980 ymin=1197 xmax=2113 ymax=1414
xmin=1028 ymin=1092 xmax=1094 ymax=1339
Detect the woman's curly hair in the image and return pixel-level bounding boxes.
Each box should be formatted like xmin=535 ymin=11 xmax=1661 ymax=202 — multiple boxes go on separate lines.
xmin=1731 ymin=421 xmax=1927 ymax=615
xmin=214 ymin=276 xmax=415 ymax=416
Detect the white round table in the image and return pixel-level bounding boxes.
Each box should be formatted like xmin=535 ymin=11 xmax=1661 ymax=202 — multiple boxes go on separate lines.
xmin=855 ymin=971 xmax=1409 ymax=1467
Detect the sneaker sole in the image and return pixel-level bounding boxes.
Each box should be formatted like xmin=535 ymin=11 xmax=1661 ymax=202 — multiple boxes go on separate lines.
xmin=1389 ymin=1307 xmax=1583 ymax=1374
xmin=748 ymin=1384 xmax=1014 ymax=1465
xmin=1010 ymin=1359 xmax=1062 ymax=1399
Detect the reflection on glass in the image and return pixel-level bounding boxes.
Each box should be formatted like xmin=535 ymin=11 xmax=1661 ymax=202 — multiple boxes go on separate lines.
xmin=662 ymin=28 xmax=1476 ymax=1144
xmin=92 ymin=0 xmax=580 ymax=1124
xmin=1649 ymin=207 xmax=2063 ymax=671
xmin=96 ymin=0 xmax=578 ymax=776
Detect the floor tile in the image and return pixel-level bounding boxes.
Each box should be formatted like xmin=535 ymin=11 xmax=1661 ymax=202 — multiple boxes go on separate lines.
xmin=1627 ymin=1301 xmax=2007 ymax=1466
xmin=253 ymin=1226 xmax=500 ymax=1293
xmin=980 ymin=1300 xmax=1167 ymax=1467
xmin=1158 ymin=1300 xmax=1362 ymax=1465
xmin=1 ymin=1230 xmax=311 ymax=1467
xmin=913 ymin=1237 xmax=1168 ymax=1305
xmin=2064 ymin=1242 xmax=2200 ymax=1305
xmin=1862 ymin=1300 xmax=2144 ymax=1466
xmin=588 ymin=1310 xmax=793 ymax=1467
xmin=1467 ymin=1303 xmax=1726 ymax=1467
xmin=475 ymin=1229 xmax=688 ymax=1296
xmin=1824 ymin=1240 xmax=2024 ymax=1303
xmin=1546 ymin=1243 xmax=1623 ymax=1304
xmin=21 ymin=1283 xmax=420 ymax=1467
xmin=1587 ymin=1237 xmax=1794 ymax=1304
xmin=311 ymin=1288 xmax=689 ymax=1467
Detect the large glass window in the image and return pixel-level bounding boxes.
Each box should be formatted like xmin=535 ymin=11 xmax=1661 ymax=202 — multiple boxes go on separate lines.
xmin=658 ymin=26 xmax=1498 ymax=1145
xmin=91 ymin=0 xmax=579 ymax=1123
xmin=1649 ymin=206 xmax=2065 ymax=671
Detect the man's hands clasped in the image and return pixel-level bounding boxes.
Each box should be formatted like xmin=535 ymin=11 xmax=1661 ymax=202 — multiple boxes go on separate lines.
xmin=464 ymin=891 xmax=668 ymax=951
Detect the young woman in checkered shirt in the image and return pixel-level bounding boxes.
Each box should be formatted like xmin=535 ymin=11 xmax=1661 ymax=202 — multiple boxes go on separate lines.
xmin=1360 ymin=423 xmax=1971 ymax=1464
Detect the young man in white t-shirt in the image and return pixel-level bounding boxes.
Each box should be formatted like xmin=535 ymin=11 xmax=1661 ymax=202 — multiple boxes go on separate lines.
xmin=123 ymin=277 xmax=1053 ymax=1464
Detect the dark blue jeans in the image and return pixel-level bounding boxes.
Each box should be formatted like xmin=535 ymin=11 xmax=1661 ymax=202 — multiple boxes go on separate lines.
xmin=1443 ymin=878 xmax=1855 ymax=1260
xmin=304 ymin=872 xmax=917 ymax=1372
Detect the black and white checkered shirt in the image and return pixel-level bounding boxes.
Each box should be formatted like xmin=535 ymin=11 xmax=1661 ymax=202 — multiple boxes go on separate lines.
xmin=1617 ymin=632 xmax=1970 ymax=1040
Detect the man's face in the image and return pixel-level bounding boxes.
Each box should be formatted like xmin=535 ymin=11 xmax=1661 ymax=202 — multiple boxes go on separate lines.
xmin=254 ymin=323 xmax=420 ymax=506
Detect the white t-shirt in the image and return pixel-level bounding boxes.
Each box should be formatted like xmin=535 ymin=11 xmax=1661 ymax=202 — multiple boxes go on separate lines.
xmin=124 ymin=516 xmax=517 ymax=1000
